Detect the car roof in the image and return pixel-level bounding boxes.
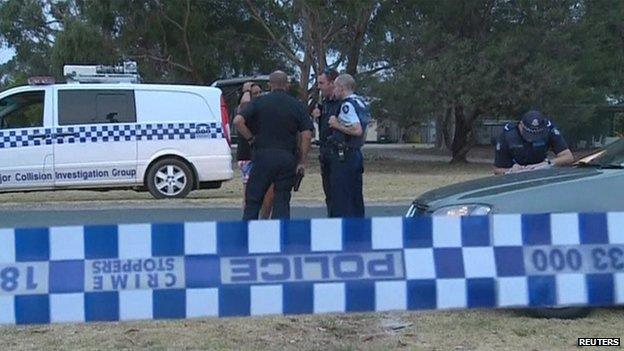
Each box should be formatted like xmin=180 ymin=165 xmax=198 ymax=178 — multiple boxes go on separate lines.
xmin=211 ymin=75 xmax=298 ymax=88
xmin=211 ymin=76 xmax=271 ymax=87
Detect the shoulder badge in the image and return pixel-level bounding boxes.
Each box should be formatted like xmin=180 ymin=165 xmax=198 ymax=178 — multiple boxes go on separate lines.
xmin=342 ymin=105 xmax=349 ymax=114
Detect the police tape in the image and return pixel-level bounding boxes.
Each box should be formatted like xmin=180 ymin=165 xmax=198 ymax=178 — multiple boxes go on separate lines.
xmin=0 ymin=213 xmax=623 ymax=325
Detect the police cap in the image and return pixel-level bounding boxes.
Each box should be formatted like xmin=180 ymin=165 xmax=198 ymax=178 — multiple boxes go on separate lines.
xmin=520 ymin=110 xmax=550 ymax=142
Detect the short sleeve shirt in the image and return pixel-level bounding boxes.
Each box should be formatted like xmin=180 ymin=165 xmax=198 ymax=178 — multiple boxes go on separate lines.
xmin=240 ymin=90 xmax=313 ymax=153
xmin=338 ymin=96 xmax=361 ymax=126
xmin=494 ymin=122 xmax=569 ymax=168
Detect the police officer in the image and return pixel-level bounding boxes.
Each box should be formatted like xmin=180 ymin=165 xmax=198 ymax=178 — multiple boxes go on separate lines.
xmin=233 ymin=71 xmax=314 ymax=220
xmin=326 ymin=74 xmax=369 ymax=218
xmin=311 ymin=68 xmax=341 ymax=216
xmin=493 ymin=110 xmax=574 ymax=175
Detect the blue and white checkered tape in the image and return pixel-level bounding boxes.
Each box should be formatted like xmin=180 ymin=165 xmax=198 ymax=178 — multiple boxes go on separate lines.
xmin=1 ymin=213 xmax=624 ymax=325
xmin=0 ymin=122 xmax=223 ymax=149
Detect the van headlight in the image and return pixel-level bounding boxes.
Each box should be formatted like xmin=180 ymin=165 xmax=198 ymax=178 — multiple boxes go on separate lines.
xmin=432 ymin=204 xmax=491 ymax=217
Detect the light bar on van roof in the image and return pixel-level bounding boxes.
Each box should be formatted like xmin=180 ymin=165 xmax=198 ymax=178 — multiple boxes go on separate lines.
xmin=28 ymin=76 xmax=55 ymax=85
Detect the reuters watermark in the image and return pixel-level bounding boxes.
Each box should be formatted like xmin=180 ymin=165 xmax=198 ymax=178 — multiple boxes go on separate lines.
xmin=577 ymin=338 xmax=620 ymax=347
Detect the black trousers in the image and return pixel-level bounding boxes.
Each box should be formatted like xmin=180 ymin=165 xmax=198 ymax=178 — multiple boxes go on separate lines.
xmin=243 ymin=148 xmax=296 ymax=220
xmin=327 ymin=148 xmax=365 ymax=218
xmin=319 ymin=148 xmax=332 ymax=217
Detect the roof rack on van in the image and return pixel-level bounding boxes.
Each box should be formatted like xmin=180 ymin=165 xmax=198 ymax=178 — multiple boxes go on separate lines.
xmin=64 ymin=61 xmax=141 ymax=84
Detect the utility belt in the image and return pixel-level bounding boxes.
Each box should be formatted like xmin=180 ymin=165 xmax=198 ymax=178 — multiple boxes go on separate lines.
xmin=328 ymin=142 xmax=360 ymax=162
xmin=252 ymin=146 xmax=298 ymax=159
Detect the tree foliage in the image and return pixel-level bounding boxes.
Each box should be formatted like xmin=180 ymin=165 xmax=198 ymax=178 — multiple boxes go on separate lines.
xmin=1 ymin=0 xmax=622 ymax=160
xmin=366 ymin=0 xmax=624 ymax=160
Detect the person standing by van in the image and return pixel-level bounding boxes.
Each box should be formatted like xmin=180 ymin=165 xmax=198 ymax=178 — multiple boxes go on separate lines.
xmin=236 ymin=82 xmax=274 ymax=218
xmin=234 ymin=71 xmax=313 ymax=220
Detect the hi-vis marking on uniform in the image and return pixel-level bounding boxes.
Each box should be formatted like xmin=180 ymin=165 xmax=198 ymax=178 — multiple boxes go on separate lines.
xmin=1 ymin=213 xmax=624 ymax=324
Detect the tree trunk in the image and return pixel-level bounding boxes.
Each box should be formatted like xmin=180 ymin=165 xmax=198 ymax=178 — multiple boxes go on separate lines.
xmin=441 ymin=106 xmax=454 ymax=151
xmin=437 ymin=106 xmax=453 ymax=150
xmin=346 ymin=4 xmax=375 ymax=76
xmin=435 ymin=113 xmax=444 ymax=149
xmin=299 ymin=61 xmax=311 ymax=102
xmin=450 ymin=104 xmax=477 ymax=163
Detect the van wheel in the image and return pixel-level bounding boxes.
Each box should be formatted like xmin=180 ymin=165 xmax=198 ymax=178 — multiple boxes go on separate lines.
xmin=146 ymin=158 xmax=194 ymax=199
xmin=526 ymin=307 xmax=591 ymax=319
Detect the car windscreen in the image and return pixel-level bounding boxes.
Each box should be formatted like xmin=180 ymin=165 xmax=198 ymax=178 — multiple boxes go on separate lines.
xmin=583 ymin=138 xmax=624 ymax=167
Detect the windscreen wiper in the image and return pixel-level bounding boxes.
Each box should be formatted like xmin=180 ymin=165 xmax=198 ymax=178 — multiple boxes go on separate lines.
xmin=576 ymin=161 xmax=624 ymax=169
xmin=575 ymin=161 xmax=601 ymax=168
xmin=602 ymin=163 xmax=624 ymax=169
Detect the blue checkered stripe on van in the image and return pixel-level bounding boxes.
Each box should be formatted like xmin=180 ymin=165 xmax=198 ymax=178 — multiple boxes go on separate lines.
xmin=0 ymin=128 xmax=54 ymax=148
xmin=1 ymin=213 xmax=623 ymax=325
xmin=0 ymin=123 xmax=223 ymax=148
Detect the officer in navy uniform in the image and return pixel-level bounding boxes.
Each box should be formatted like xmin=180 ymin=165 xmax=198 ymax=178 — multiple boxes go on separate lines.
xmin=233 ymin=71 xmax=313 ymax=220
xmin=326 ymin=74 xmax=369 ymax=217
xmin=311 ymin=68 xmax=341 ymax=216
xmin=493 ymin=110 xmax=574 ymax=175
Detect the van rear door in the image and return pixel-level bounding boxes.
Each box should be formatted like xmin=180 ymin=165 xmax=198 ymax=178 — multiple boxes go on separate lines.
xmin=53 ymin=87 xmax=139 ymax=187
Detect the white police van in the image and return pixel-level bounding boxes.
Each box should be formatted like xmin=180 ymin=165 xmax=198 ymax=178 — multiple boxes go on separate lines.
xmin=0 ymin=62 xmax=233 ymax=199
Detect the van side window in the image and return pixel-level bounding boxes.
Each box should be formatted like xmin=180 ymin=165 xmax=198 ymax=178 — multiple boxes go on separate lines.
xmin=0 ymin=91 xmax=45 ymax=129
xmin=134 ymin=90 xmax=213 ymax=122
xmin=58 ymin=90 xmax=136 ymax=125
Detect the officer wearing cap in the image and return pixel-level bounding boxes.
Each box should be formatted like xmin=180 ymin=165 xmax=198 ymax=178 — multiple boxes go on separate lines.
xmin=493 ymin=110 xmax=574 ymax=175
xmin=311 ymin=68 xmax=341 ymax=216
xmin=233 ymin=70 xmax=314 ymax=220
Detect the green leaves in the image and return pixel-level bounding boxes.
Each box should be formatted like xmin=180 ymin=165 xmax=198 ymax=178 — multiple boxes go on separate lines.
xmin=356 ymin=0 xmax=624 ymax=159
xmin=0 ymin=0 xmax=620 ymax=151
xmin=1 ymin=0 xmax=286 ymax=86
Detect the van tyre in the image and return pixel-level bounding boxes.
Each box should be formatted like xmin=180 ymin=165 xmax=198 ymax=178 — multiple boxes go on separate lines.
xmin=526 ymin=307 xmax=591 ymax=319
xmin=146 ymin=158 xmax=194 ymax=199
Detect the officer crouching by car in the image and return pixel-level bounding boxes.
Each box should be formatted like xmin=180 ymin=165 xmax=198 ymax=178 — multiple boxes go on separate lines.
xmin=326 ymin=74 xmax=371 ymax=218
xmin=493 ymin=110 xmax=574 ymax=175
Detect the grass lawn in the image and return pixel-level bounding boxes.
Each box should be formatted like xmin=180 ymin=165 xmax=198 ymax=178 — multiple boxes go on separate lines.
xmin=4 ymin=154 xmax=613 ymax=351
xmin=0 ymin=153 xmax=491 ymax=207
xmin=3 ymin=309 xmax=622 ymax=350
